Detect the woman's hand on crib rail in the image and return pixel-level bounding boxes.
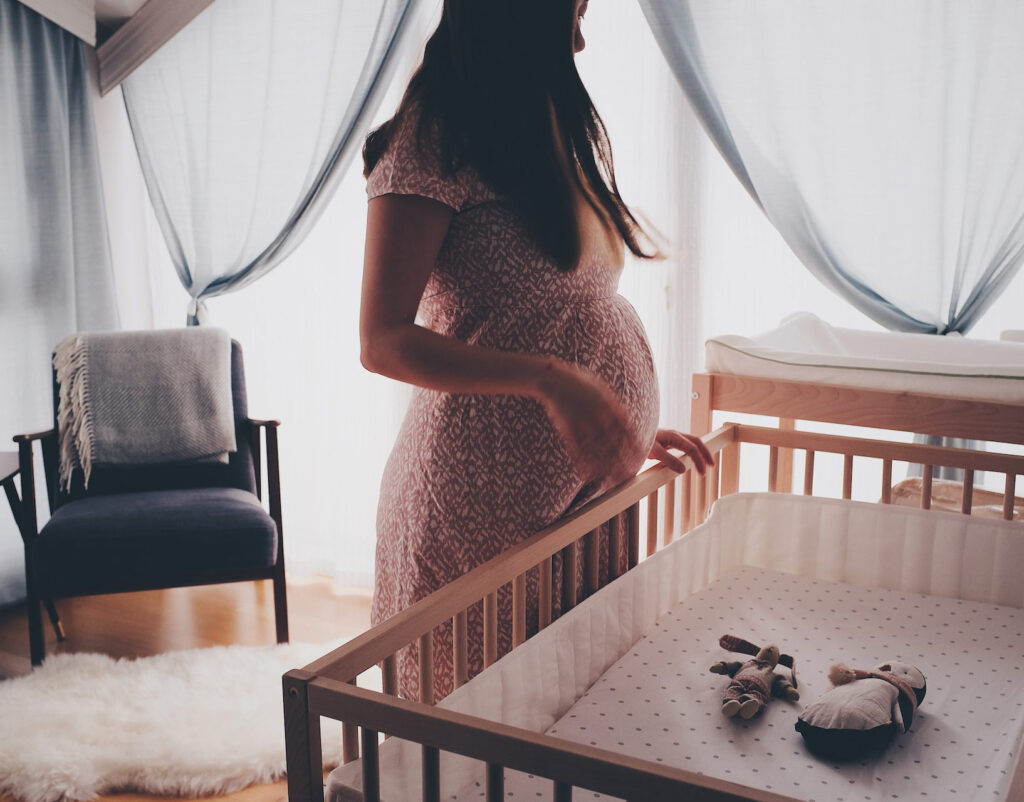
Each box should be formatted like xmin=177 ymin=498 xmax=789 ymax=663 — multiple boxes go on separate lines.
xmin=537 ymin=362 xmax=642 ymax=485
xmin=649 ymin=428 xmax=713 ymax=475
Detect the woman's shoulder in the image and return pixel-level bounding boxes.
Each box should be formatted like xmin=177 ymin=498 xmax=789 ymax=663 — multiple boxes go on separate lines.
xmin=365 ymin=105 xmax=495 ymax=212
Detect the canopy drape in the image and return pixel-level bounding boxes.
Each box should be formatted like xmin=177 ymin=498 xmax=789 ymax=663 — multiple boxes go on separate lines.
xmin=0 ymin=0 xmax=119 ymax=603
xmin=122 ymin=0 xmax=420 ymax=324
xmin=639 ymin=0 xmax=1024 ymax=335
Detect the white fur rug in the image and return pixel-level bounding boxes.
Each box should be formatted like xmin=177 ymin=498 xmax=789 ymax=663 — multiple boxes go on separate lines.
xmin=0 ymin=642 xmax=346 ymax=802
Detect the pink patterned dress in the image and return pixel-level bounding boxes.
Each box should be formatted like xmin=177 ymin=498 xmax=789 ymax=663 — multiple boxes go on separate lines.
xmin=368 ymin=110 xmax=660 ymax=701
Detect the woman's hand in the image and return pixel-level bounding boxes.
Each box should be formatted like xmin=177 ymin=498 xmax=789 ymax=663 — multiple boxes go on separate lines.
xmin=648 ymin=428 xmax=714 ymax=475
xmin=536 ymin=361 xmax=641 ymax=485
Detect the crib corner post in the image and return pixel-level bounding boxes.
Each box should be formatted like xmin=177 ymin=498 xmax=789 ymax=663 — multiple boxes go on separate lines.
xmin=283 ymin=669 xmax=324 ymax=802
xmin=690 ymin=373 xmax=713 ymax=435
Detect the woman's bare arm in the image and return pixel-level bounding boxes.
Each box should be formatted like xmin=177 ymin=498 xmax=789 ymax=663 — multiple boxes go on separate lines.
xmin=359 ymin=194 xmax=561 ymax=398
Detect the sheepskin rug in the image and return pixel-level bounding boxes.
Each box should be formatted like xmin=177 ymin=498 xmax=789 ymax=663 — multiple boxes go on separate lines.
xmin=0 ymin=642 xmax=346 ymax=802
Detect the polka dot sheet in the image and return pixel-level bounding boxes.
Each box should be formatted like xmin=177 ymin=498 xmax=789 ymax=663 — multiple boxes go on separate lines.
xmin=448 ymin=565 xmax=1024 ymax=801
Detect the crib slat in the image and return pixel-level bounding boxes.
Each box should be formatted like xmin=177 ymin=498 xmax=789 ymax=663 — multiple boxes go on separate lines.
xmin=721 ymin=441 xmax=740 ymax=496
xmin=646 ymin=490 xmax=659 ymax=557
xmin=921 ymin=467 xmax=933 ymax=509
xmin=696 ymin=471 xmax=708 ymax=523
xmin=487 ymin=763 xmax=504 ymax=801
xmin=842 ymin=454 xmax=854 ymax=500
xmin=361 ymin=728 xmax=380 ymax=802
xmin=381 ymin=654 xmax=397 ymax=696
xmin=583 ymin=528 xmax=599 ymax=597
xmin=961 ymin=469 xmax=975 ymax=515
xmin=710 ymin=458 xmax=720 ymax=503
xmin=627 ymin=502 xmax=640 ymax=569
xmin=609 ymin=515 xmax=623 ymax=580
xmin=803 ymin=450 xmax=815 ymax=495
xmin=484 ymin=592 xmax=498 ymax=667
xmin=777 ymin=417 xmax=796 ymax=493
xmin=768 ymin=446 xmax=780 ymax=492
xmin=681 ymin=473 xmax=692 ymax=534
xmin=513 ymin=573 xmax=527 ymax=647
xmin=419 ymin=631 xmax=434 ymax=705
xmin=562 ymin=541 xmax=579 ymax=612
xmin=1005 ymin=473 xmax=1017 ymax=521
xmin=422 ymin=745 xmax=440 ymax=802
xmin=881 ymin=459 xmax=893 ymax=504
xmin=553 ymin=780 xmax=573 ymax=801
xmin=342 ymin=678 xmax=359 ymax=763
xmin=453 ymin=611 xmax=469 ymax=689
xmin=664 ymin=476 xmax=676 ymax=543
xmin=539 ymin=556 xmax=553 ymax=629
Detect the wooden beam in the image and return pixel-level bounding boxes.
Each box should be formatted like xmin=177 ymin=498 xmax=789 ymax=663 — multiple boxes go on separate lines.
xmin=17 ymin=0 xmax=95 ymax=46
xmin=97 ymin=0 xmax=214 ymax=96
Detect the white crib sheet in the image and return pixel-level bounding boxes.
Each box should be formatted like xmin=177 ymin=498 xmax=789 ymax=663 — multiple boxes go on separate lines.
xmin=457 ymin=565 xmax=1023 ymax=802
xmin=705 ymin=313 xmax=1024 ymax=404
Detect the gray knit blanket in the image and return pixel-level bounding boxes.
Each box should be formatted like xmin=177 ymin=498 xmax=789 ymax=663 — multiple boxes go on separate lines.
xmin=54 ymin=329 xmax=236 ymax=489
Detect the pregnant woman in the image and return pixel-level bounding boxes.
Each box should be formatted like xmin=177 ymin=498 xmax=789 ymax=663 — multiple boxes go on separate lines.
xmin=360 ymin=0 xmax=712 ymax=700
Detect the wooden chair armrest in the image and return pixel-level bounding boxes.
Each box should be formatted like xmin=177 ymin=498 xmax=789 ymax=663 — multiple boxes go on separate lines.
xmin=13 ymin=428 xmax=55 ymax=444
xmin=247 ymin=418 xmax=281 ymax=428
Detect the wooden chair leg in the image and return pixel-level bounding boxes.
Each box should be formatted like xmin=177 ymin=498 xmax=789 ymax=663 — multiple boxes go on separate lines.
xmin=264 ymin=423 xmax=288 ymax=643
xmin=273 ymin=565 xmax=289 ymax=643
xmin=44 ymin=599 xmax=66 ymax=641
xmin=27 ymin=592 xmax=45 ymax=666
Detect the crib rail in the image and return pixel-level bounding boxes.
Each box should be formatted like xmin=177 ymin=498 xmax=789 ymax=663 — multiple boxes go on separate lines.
xmin=307 ymin=678 xmax=788 ymax=802
xmin=284 ymin=423 xmax=1024 ymax=802
xmin=741 ymin=423 xmax=1022 ymax=517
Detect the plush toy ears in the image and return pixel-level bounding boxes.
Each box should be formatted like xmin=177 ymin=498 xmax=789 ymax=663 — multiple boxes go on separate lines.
xmin=718 ymin=634 xmax=797 ymax=686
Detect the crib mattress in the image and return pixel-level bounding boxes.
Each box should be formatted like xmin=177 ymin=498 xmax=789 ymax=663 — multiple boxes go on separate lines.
xmin=327 ymin=493 xmax=1024 ymax=802
xmin=480 ymin=564 xmax=1024 ymax=801
xmin=705 ymin=313 xmax=1024 ymax=404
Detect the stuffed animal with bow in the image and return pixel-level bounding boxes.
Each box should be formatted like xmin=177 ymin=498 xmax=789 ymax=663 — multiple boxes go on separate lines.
xmin=709 ymin=634 xmax=799 ymax=719
xmin=795 ymin=660 xmax=926 ymax=760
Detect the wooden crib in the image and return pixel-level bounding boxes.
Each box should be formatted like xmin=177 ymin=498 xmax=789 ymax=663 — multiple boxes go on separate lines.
xmin=283 ymin=421 xmax=1024 ymax=802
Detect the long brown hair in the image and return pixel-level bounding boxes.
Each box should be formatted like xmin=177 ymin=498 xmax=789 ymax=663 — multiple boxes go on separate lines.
xmin=363 ymin=0 xmax=658 ymax=270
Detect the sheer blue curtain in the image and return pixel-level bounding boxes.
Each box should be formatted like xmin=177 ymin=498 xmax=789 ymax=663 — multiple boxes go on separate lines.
xmin=639 ymin=0 xmax=1024 ymax=336
xmin=0 ymin=0 xmax=119 ymax=603
xmin=121 ymin=0 xmax=421 ymax=324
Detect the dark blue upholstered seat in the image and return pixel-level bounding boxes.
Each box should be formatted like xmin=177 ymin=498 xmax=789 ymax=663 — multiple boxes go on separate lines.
xmin=33 ymin=487 xmax=278 ymax=597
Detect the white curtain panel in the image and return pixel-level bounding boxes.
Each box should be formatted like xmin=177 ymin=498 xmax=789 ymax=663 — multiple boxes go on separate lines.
xmin=0 ymin=0 xmax=120 ymax=605
xmin=641 ymin=0 xmax=1024 ymax=334
xmin=121 ymin=0 xmax=420 ymax=324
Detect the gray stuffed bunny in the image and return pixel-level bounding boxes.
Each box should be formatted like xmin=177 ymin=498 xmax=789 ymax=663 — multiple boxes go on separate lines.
xmin=709 ymin=635 xmax=799 ymax=719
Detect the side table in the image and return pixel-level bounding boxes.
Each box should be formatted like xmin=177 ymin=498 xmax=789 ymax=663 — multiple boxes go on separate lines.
xmin=2 ymin=451 xmax=65 ymax=642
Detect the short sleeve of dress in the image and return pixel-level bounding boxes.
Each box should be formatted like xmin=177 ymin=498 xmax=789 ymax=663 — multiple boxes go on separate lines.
xmin=366 ymin=108 xmax=472 ymax=212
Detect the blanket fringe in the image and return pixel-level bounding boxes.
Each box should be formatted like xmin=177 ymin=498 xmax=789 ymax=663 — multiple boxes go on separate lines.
xmin=54 ymin=335 xmax=94 ymax=491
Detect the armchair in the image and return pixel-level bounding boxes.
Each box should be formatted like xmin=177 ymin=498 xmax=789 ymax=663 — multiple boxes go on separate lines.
xmin=14 ymin=340 xmax=288 ymax=665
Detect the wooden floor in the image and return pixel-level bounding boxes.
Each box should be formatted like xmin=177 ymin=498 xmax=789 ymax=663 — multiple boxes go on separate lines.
xmin=0 ymin=577 xmax=372 ymax=802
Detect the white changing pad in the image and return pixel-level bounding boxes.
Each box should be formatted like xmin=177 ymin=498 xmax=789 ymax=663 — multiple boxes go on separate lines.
xmin=487 ymin=565 xmax=1024 ymax=801
xmin=705 ymin=313 xmax=1024 ymax=404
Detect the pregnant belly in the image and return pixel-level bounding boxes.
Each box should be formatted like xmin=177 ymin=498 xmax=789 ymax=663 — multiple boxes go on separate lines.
xmin=438 ymin=294 xmax=661 ymax=459
xmin=380 ymin=296 xmax=660 ymax=548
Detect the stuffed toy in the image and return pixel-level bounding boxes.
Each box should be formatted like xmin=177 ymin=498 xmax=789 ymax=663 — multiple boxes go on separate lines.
xmin=795 ymin=660 xmax=927 ymax=760
xmin=709 ymin=634 xmax=799 ymax=719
